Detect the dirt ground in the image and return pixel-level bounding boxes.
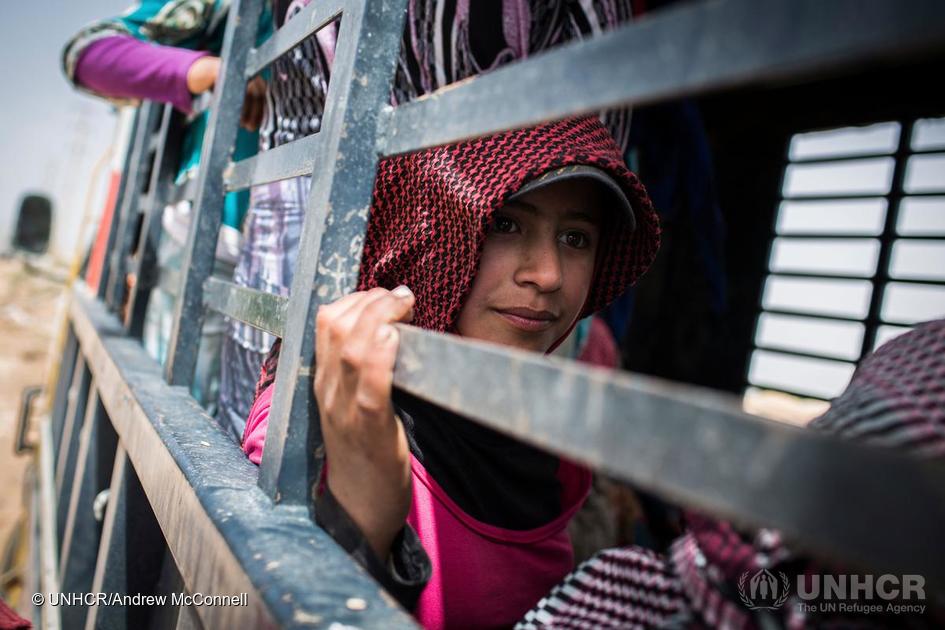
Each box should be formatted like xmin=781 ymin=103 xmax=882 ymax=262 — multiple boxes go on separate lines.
xmin=0 ymin=257 xmax=65 ymax=569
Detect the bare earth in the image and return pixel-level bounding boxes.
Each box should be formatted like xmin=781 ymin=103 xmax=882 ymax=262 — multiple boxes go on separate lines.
xmin=0 ymin=257 xmax=65 ymax=559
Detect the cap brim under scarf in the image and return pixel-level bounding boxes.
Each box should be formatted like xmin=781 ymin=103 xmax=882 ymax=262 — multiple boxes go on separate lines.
xmin=357 ymin=116 xmax=661 ymax=333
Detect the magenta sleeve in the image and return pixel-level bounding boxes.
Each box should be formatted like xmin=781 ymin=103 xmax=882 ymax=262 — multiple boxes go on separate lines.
xmin=73 ymin=35 xmax=210 ymax=113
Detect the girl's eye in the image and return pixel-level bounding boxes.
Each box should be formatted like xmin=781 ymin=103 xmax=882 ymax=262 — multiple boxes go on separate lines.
xmin=490 ymin=215 xmax=519 ymax=234
xmin=560 ymin=230 xmax=590 ymax=249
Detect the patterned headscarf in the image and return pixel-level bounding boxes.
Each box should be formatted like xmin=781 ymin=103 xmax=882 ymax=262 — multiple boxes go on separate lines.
xmin=252 ymin=116 xmax=660 ymax=400
xmin=358 ymin=115 xmax=660 ymax=331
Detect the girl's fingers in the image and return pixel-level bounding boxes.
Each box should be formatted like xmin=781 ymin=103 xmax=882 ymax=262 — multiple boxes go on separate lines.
xmin=343 ymin=287 xmax=414 ymax=373
xmin=354 ymin=323 xmax=400 ymax=421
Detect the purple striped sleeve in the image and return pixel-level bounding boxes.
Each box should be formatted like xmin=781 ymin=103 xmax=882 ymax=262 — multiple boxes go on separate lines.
xmin=73 ymin=35 xmax=210 ymax=113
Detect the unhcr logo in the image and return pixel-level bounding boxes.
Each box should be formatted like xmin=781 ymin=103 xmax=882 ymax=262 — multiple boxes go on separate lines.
xmin=736 ymin=571 xmax=927 ymax=614
xmin=737 ymin=569 xmax=791 ymax=610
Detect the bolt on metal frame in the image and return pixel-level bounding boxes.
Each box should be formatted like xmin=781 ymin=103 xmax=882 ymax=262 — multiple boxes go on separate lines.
xmin=36 ymin=0 xmax=945 ymax=627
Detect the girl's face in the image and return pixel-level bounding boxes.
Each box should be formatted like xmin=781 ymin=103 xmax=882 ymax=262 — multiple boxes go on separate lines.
xmin=455 ymin=178 xmax=604 ymax=353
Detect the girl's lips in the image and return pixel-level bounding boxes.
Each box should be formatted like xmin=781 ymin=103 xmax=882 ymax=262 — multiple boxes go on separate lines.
xmin=494 ymin=308 xmax=557 ymax=332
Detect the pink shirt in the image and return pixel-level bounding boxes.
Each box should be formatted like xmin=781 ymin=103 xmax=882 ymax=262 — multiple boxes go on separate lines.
xmin=242 ymin=387 xmax=591 ymax=628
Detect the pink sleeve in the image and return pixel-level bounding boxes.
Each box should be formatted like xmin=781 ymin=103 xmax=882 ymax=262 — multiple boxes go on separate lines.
xmin=73 ymin=35 xmax=209 ymax=113
xmin=242 ymin=385 xmax=273 ymax=465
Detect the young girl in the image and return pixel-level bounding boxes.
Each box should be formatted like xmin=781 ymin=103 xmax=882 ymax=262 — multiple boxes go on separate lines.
xmin=242 ymin=116 xmax=661 ymax=628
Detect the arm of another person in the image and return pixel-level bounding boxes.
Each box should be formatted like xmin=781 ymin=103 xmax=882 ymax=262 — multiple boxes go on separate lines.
xmin=72 ymin=36 xmax=264 ymax=127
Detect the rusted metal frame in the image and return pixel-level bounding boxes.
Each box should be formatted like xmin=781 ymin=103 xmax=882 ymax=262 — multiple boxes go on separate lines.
xmin=393 ymin=325 xmax=945 ymax=594
xmin=58 ymin=391 xmax=118 ymax=630
xmin=125 ymin=104 xmax=185 ymax=338
xmin=105 ymin=102 xmax=162 ymax=311
xmin=38 ymin=417 xmax=62 ymax=630
xmin=70 ymin=287 xmax=418 ymax=628
xmin=244 ymin=0 xmax=344 ymax=78
xmin=49 ymin=326 xmax=78 ymax=460
xmin=860 ymin=120 xmax=914 ymax=359
xmin=259 ymin=0 xmax=410 ymax=505
xmin=164 ymin=0 xmax=266 ymax=388
xmin=223 ymin=132 xmax=321 ymax=191
xmin=379 ymin=0 xmax=945 ymax=157
xmin=203 ymin=277 xmax=287 ymax=337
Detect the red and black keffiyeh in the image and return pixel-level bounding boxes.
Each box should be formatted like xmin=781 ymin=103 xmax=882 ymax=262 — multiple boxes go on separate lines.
xmin=253 ymin=116 xmax=660 ymax=400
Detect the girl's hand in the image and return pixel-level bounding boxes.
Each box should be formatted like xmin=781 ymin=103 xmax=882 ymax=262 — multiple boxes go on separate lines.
xmin=313 ymin=286 xmax=416 ymax=561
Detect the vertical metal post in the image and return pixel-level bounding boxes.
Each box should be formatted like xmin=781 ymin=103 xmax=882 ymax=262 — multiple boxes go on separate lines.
xmin=85 ymin=446 xmax=166 ymax=630
xmin=104 ymin=103 xmax=160 ymax=308
xmin=50 ymin=326 xmax=79 ymax=460
xmin=164 ymin=0 xmax=265 ymax=387
xmin=95 ymin=108 xmax=143 ymax=300
xmin=125 ymin=105 xmax=184 ymax=338
xmin=259 ymin=0 xmax=410 ymax=503
xmin=860 ymin=120 xmax=913 ymax=359
xmin=59 ymin=395 xmax=118 ymax=630
xmin=55 ymin=362 xmax=92 ymax=542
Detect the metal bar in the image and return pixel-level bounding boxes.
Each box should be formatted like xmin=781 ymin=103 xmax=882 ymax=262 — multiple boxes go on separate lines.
xmin=380 ymin=0 xmax=945 ymax=156
xmin=765 ymin=270 xmax=875 ymax=282
xmin=38 ymin=417 xmax=62 ymax=630
xmin=760 ymin=307 xmax=864 ymax=324
xmin=56 ymin=376 xmax=96 ymax=551
xmin=245 ymin=0 xmax=344 ymax=78
xmin=187 ymin=92 xmax=213 ymax=123
xmin=203 ymin=277 xmax=287 ymax=337
xmin=166 ymin=176 xmax=199 ymax=206
xmin=59 ymin=394 xmax=118 ymax=630
xmin=50 ymin=327 xmax=79 ymax=460
xmin=54 ymin=360 xmax=90 ymax=531
xmin=750 ymin=343 xmax=858 ymax=365
xmin=223 ymin=132 xmax=321 ymax=191
xmin=773 ymin=232 xmax=938 ymax=240
xmin=260 ymin=0 xmax=410 ymax=504
xmin=105 ymin=102 xmax=161 ymax=311
xmin=392 ymin=325 xmax=945 ymax=592
xmin=70 ymin=287 xmax=417 ymax=628
xmin=126 ymin=105 xmax=184 ymax=338
xmin=96 ymin=108 xmax=145 ymax=299
xmin=787 ymin=147 xmax=945 ymax=164
xmin=15 ymin=385 xmax=42 ymax=453
xmin=764 ymin=271 xmax=945 ymax=286
xmin=84 ymin=447 xmax=129 ymax=630
xmin=862 ymin=121 xmax=915 ymax=358
xmin=164 ymin=0 xmax=266 ymax=388
xmin=784 ymin=190 xmax=944 ymax=201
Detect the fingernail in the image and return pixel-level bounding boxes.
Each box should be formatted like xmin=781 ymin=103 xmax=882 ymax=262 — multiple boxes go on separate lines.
xmin=391 ymin=285 xmax=413 ymax=299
